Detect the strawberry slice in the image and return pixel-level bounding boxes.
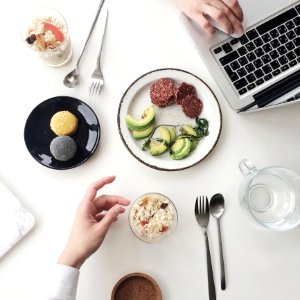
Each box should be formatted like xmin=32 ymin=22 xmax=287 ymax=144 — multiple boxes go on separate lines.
xmin=140 ymin=220 xmax=149 ymax=227
xmin=160 ymin=226 xmax=169 ymax=232
xmin=43 ymin=22 xmax=64 ymax=42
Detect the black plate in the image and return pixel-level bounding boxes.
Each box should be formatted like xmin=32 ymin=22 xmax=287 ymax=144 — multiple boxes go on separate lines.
xmin=24 ymin=96 xmax=100 ymax=170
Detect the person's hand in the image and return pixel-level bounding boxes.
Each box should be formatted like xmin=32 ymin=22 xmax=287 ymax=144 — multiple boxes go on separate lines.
xmin=57 ymin=176 xmax=130 ymax=269
xmin=174 ymin=0 xmax=244 ymax=35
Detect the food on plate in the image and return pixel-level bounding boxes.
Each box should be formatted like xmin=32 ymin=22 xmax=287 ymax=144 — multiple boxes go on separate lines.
xmin=148 ymin=140 xmax=168 ymax=156
xmin=125 ymin=106 xmax=155 ymax=131
xmin=150 ymin=78 xmax=177 ymax=107
xmin=125 ymin=106 xmax=155 ymax=139
xmin=125 ymin=76 xmax=209 ymax=159
xmin=50 ymin=111 xmax=78 ymax=136
xmin=170 ymin=137 xmax=192 ymax=160
xmin=175 ymin=82 xmax=196 ymax=104
xmin=124 ymin=103 xmax=209 ymax=160
xmin=50 ymin=136 xmax=77 ymax=161
xmin=182 ymin=125 xmax=198 ymax=137
xmin=132 ymin=123 xmax=155 ymax=140
xmin=129 ymin=193 xmax=177 ymax=242
xmin=150 ymin=78 xmax=203 ymax=118
xmin=182 ymin=94 xmax=203 ymax=118
xmin=168 ymin=127 xmax=176 ymax=144
xmin=159 ymin=126 xmax=172 ymax=145
xmin=143 ymin=118 xmax=209 ymax=160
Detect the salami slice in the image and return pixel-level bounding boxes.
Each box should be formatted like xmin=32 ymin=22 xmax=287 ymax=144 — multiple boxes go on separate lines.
xmin=150 ymin=78 xmax=177 ymax=107
xmin=182 ymin=94 xmax=203 ymax=118
xmin=175 ymin=82 xmax=196 ymax=104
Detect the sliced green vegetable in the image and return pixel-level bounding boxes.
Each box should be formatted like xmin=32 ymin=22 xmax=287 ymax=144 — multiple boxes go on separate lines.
xmin=170 ymin=138 xmax=191 ymax=160
xmin=168 ymin=127 xmax=176 ymax=143
xmin=149 ymin=140 xmax=168 ymax=156
xmin=132 ymin=123 xmax=155 ymax=140
xmin=125 ymin=106 xmax=155 ymax=131
xmin=159 ymin=126 xmax=171 ymax=145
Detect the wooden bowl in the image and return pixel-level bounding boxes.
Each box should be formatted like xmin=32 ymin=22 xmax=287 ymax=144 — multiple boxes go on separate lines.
xmin=111 ymin=272 xmax=162 ymax=300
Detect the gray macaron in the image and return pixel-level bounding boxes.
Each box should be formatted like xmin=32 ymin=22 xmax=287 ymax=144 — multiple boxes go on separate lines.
xmin=50 ymin=136 xmax=77 ymax=161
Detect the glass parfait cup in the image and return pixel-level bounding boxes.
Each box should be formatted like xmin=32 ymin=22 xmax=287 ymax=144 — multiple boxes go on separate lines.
xmin=129 ymin=193 xmax=178 ymax=243
xmin=21 ymin=6 xmax=72 ymax=67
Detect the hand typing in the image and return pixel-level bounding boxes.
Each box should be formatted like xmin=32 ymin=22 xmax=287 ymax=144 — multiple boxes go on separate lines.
xmin=174 ymin=0 xmax=244 ymax=35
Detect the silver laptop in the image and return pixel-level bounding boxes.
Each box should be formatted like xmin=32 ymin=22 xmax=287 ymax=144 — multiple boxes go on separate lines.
xmin=181 ymin=0 xmax=300 ymax=112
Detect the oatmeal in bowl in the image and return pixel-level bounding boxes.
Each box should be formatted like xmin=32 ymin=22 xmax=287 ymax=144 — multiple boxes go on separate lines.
xmin=129 ymin=193 xmax=177 ymax=243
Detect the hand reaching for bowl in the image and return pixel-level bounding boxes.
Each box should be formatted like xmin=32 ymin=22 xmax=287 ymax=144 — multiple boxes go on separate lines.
xmin=174 ymin=0 xmax=244 ymax=35
xmin=57 ymin=176 xmax=131 ymax=269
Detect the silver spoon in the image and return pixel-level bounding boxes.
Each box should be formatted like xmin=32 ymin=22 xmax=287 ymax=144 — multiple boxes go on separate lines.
xmin=63 ymin=0 xmax=105 ymax=88
xmin=210 ymin=193 xmax=226 ymax=290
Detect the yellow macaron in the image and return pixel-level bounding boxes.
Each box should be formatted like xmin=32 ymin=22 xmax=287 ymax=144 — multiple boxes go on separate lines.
xmin=50 ymin=111 xmax=78 ymax=136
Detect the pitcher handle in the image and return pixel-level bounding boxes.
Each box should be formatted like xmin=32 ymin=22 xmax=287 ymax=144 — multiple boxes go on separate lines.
xmin=239 ymin=159 xmax=257 ymax=177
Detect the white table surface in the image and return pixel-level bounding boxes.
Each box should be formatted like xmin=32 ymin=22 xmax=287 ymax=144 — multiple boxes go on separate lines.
xmin=1 ymin=0 xmax=300 ymax=299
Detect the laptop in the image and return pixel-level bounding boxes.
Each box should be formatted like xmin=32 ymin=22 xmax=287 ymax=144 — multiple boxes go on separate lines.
xmin=180 ymin=0 xmax=300 ymax=112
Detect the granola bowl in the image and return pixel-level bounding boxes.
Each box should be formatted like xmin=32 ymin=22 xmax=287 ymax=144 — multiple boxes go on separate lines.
xmin=129 ymin=193 xmax=178 ymax=243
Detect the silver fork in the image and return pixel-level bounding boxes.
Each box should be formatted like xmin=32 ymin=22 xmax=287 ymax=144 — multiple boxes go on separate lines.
xmin=195 ymin=196 xmax=216 ymax=300
xmin=89 ymin=8 xmax=108 ymax=97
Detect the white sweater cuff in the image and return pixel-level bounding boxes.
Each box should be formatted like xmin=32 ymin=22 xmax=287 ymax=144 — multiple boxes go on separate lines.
xmin=47 ymin=264 xmax=80 ymax=300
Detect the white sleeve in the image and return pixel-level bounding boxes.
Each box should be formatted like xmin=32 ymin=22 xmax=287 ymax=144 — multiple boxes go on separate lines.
xmin=47 ymin=264 xmax=80 ymax=300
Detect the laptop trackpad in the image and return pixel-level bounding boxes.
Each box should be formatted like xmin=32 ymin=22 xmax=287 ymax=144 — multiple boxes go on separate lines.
xmin=240 ymin=0 xmax=296 ymax=26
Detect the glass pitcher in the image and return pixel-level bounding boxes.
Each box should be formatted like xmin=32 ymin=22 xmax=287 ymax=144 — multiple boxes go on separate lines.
xmin=239 ymin=159 xmax=300 ymax=231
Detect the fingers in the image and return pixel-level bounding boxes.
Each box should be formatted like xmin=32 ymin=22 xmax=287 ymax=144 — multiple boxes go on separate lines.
xmin=217 ymin=0 xmax=244 ymax=33
xmin=202 ymin=1 xmax=243 ymax=35
xmin=176 ymin=0 xmax=244 ymax=35
xmin=202 ymin=3 xmax=233 ymax=34
xmin=191 ymin=11 xmax=216 ymax=35
xmin=96 ymin=205 xmax=125 ymax=236
xmin=95 ymin=213 xmax=105 ymax=222
xmin=93 ymin=195 xmax=131 ymax=212
xmin=83 ymin=176 xmax=116 ymax=204
xmin=222 ymin=0 xmax=243 ymax=21
xmin=95 ymin=213 xmax=118 ymax=223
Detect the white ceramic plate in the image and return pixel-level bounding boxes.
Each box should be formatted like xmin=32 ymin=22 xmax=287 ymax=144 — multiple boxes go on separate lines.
xmin=117 ymin=68 xmax=222 ymax=171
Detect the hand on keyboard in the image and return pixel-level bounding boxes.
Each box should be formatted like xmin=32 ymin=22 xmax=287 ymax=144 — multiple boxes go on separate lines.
xmin=174 ymin=0 xmax=244 ymax=35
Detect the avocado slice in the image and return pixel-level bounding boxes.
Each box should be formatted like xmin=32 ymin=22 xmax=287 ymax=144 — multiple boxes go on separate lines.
xmin=168 ymin=127 xmax=176 ymax=143
xmin=190 ymin=139 xmax=198 ymax=152
xmin=132 ymin=123 xmax=155 ymax=140
xmin=182 ymin=125 xmax=198 ymax=137
xmin=149 ymin=140 xmax=167 ymax=156
xmin=159 ymin=126 xmax=171 ymax=145
xmin=125 ymin=106 xmax=155 ymax=131
xmin=170 ymin=138 xmax=191 ymax=160
xmin=170 ymin=138 xmax=186 ymax=154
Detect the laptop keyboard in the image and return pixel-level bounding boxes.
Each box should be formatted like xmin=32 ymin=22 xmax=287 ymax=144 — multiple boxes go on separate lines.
xmin=212 ymin=4 xmax=300 ymax=96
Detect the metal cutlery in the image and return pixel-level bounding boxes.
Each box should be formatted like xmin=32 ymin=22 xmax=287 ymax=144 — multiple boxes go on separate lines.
xmin=89 ymin=7 xmax=108 ymax=96
xmin=210 ymin=193 xmax=226 ymax=290
xmin=195 ymin=196 xmax=216 ymax=300
xmin=63 ymin=0 xmax=106 ymax=88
